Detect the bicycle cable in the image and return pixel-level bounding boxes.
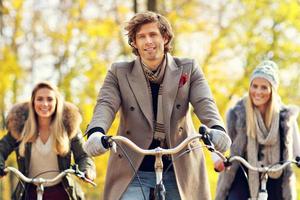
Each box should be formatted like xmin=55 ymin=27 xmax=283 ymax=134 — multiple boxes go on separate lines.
xmin=162 ymin=145 xmax=204 ymax=185
xmin=25 ymin=169 xmax=61 ymax=200
xmin=231 ymin=158 xmax=297 ymax=189
xmin=110 ymin=138 xmax=147 ymax=200
xmin=109 ymin=137 xmax=208 ymax=199
xmin=6 ymin=168 xmax=27 ymax=198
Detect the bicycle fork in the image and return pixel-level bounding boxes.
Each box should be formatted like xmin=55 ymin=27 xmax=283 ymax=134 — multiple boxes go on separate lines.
xmin=257 ymin=175 xmax=268 ymax=200
xmin=36 ymin=183 xmax=44 ymax=200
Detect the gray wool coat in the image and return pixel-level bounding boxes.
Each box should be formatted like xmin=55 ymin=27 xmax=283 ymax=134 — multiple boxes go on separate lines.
xmin=87 ymin=53 xmax=225 ymax=200
xmin=215 ymin=99 xmax=299 ymax=200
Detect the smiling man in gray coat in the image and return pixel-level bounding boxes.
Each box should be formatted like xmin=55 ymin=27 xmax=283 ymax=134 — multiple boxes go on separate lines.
xmin=83 ymin=11 xmax=231 ymax=200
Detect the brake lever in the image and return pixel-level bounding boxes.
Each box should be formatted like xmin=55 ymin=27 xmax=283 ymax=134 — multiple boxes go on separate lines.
xmin=111 ymin=141 xmax=117 ymax=153
xmin=106 ymin=137 xmax=117 ymax=153
xmin=71 ymin=165 xmax=97 ymax=187
xmin=77 ymin=173 xmax=97 ymax=187
xmin=224 ymin=157 xmax=232 ymax=168
xmin=199 ymin=125 xmax=215 ymax=152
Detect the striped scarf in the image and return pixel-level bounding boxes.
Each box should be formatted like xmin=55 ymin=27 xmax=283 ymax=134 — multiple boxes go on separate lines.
xmin=141 ymin=56 xmax=167 ymax=147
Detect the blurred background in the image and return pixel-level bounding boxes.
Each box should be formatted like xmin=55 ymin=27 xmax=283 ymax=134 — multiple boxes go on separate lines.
xmin=0 ymin=0 xmax=299 ymax=199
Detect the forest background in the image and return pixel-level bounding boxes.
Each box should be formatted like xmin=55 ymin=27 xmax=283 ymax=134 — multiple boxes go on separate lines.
xmin=0 ymin=0 xmax=299 ymax=199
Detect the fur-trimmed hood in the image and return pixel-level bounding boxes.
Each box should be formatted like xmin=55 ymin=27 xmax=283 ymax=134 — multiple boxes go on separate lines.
xmin=5 ymin=101 xmax=82 ymax=140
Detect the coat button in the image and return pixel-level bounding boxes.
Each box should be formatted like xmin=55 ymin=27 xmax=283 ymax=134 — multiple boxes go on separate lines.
xmin=126 ymin=131 xmax=131 ymax=135
xmin=178 ymin=127 xmax=183 ymax=133
xmin=176 ymin=104 xmax=181 ymax=109
xmin=130 ymin=106 xmax=135 ymax=111
xmin=118 ymin=154 xmax=123 ymax=159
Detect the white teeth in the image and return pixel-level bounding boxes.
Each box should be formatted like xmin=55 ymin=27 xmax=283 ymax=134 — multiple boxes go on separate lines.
xmin=145 ymin=47 xmax=155 ymax=51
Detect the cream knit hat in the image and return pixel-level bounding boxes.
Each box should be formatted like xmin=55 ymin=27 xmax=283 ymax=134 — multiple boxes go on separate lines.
xmin=250 ymin=60 xmax=279 ymax=89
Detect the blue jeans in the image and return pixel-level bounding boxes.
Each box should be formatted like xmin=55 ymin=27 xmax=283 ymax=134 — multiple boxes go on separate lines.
xmin=120 ymin=171 xmax=181 ymax=200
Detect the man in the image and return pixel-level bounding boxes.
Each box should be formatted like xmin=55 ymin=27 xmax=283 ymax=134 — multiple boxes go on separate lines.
xmin=84 ymin=11 xmax=231 ymax=200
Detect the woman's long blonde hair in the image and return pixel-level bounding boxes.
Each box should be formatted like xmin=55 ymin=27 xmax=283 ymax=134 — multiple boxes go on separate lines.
xmin=19 ymin=82 xmax=70 ymax=156
xmin=245 ymin=85 xmax=280 ymax=139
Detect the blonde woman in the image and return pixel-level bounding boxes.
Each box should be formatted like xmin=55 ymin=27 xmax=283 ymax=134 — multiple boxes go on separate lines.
xmin=0 ymin=81 xmax=95 ymax=200
xmin=214 ymin=60 xmax=300 ymax=200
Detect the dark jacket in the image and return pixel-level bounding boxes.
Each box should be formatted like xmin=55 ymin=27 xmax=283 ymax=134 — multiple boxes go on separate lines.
xmin=215 ymin=99 xmax=298 ymax=200
xmin=0 ymin=102 xmax=95 ymax=200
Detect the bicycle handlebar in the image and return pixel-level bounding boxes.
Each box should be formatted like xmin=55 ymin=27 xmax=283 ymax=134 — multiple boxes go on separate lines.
xmin=227 ymin=156 xmax=299 ymax=173
xmin=4 ymin=165 xmax=97 ymax=187
xmin=108 ymin=134 xmax=202 ymax=155
xmin=198 ymin=126 xmax=300 ymax=172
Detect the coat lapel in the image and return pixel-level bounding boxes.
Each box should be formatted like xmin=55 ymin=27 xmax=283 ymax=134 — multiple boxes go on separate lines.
xmin=163 ymin=54 xmax=182 ymax=133
xmin=127 ymin=59 xmax=153 ymax=129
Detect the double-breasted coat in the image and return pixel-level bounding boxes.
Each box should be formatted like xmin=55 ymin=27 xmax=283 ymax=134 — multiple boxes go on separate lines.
xmin=87 ymin=53 xmax=225 ymax=200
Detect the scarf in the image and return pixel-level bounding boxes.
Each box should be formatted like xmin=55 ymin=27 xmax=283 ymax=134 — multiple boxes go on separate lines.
xmin=247 ymin=108 xmax=280 ymax=198
xmin=141 ymin=56 xmax=167 ymax=147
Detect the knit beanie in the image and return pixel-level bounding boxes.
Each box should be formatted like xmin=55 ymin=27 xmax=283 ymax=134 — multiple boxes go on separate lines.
xmin=250 ymin=60 xmax=279 ymax=89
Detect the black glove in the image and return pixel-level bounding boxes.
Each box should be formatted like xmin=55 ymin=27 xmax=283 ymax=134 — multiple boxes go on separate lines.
xmin=296 ymin=156 xmax=300 ymax=168
xmin=0 ymin=163 xmax=6 ymax=176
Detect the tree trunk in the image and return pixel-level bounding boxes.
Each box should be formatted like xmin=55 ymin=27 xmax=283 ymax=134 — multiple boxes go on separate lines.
xmin=147 ymin=0 xmax=157 ymax=12
xmin=133 ymin=0 xmax=138 ymax=13
xmin=0 ymin=0 xmax=3 ymax=35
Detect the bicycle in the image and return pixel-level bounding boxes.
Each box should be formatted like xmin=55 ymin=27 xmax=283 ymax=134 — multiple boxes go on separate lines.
xmin=202 ymin=125 xmax=300 ymax=200
xmin=223 ymin=155 xmax=300 ymax=200
xmin=3 ymin=164 xmax=96 ymax=200
xmin=101 ymin=125 xmax=221 ymax=200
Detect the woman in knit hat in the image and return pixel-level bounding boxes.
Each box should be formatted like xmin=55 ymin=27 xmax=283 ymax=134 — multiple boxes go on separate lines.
xmin=214 ymin=60 xmax=300 ymax=200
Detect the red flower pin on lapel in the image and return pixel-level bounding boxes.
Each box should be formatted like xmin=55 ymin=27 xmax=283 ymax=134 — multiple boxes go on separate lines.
xmin=179 ymin=73 xmax=188 ymax=88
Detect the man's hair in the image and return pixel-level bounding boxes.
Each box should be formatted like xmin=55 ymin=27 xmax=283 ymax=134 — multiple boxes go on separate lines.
xmin=125 ymin=11 xmax=174 ymax=56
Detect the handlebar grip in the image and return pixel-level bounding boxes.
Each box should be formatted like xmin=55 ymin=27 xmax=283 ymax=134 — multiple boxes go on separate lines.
xmin=1 ymin=169 xmax=8 ymax=176
xmin=296 ymin=156 xmax=300 ymax=168
xmin=199 ymin=125 xmax=207 ymax=135
xmin=0 ymin=163 xmax=6 ymax=176
xmin=102 ymin=135 xmax=112 ymax=149
xmin=199 ymin=125 xmax=214 ymax=151
xmin=71 ymin=164 xmax=97 ymax=186
xmin=224 ymin=158 xmax=232 ymax=167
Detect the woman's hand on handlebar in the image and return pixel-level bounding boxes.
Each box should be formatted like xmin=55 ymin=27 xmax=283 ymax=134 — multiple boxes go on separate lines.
xmin=84 ymin=168 xmax=96 ymax=181
xmin=214 ymin=159 xmax=226 ymax=172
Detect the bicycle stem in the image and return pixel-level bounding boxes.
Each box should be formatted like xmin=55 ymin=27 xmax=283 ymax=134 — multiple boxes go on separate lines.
xmin=153 ymin=150 xmax=166 ymax=200
xmin=154 ymin=152 xmax=163 ymax=184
